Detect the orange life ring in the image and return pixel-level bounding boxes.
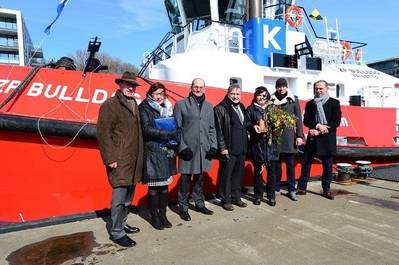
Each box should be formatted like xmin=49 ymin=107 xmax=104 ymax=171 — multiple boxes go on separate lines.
xmin=341 ymin=41 xmax=352 ymax=60
xmin=285 ymin=5 xmax=303 ymax=27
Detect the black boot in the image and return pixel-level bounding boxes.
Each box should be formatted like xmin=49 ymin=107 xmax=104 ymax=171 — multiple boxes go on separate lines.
xmin=159 ymin=190 xmax=172 ymax=228
xmin=148 ymin=192 xmax=163 ymax=230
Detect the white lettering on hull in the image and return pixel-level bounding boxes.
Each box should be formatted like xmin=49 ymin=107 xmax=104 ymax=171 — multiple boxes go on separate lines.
xmin=75 ymin=87 xmax=90 ymax=103
xmin=1 ymin=80 xmax=115 ymax=104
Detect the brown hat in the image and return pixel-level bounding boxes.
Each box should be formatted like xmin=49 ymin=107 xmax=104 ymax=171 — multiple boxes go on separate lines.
xmin=115 ymin=71 xmax=140 ymax=86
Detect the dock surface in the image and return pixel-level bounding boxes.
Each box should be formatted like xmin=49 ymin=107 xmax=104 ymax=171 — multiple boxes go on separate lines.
xmin=1 ymin=179 xmax=399 ymax=265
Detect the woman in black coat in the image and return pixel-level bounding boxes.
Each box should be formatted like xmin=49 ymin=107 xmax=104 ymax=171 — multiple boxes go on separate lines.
xmin=139 ymin=82 xmax=177 ymax=230
xmin=247 ymin=86 xmax=279 ymax=206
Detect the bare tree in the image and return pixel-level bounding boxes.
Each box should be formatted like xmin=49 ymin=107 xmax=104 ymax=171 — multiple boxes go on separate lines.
xmin=69 ymin=49 xmax=139 ymax=74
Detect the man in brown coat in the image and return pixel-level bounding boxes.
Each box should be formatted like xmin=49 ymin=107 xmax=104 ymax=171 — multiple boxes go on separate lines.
xmin=97 ymin=72 xmax=143 ymax=247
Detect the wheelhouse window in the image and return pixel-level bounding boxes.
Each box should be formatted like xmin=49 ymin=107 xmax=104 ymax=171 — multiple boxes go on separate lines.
xmin=182 ymin=0 xmax=211 ymax=29
xmin=218 ymin=0 xmax=247 ymax=25
xmin=165 ymin=0 xmax=183 ymax=33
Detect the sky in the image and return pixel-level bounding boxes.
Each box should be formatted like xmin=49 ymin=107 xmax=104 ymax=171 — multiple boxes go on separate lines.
xmin=1 ymin=0 xmax=398 ymax=67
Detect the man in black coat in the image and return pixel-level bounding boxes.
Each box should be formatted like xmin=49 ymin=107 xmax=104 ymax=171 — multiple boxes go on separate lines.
xmin=296 ymin=80 xmax=342 ymax=200
xmin=214 ymin=83 xmax=249 ymax=210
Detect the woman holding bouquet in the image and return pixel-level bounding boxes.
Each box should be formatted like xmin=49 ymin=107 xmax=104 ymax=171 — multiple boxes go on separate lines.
xmin=247 ymin=86 xmax=279 ymax=206
xmin=139 ymin=82 xmax=178 ymax=230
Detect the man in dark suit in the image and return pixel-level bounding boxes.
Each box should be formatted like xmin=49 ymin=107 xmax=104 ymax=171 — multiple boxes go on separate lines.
xmin=296 ymin=80 xmax=341 ymax=200
xmin=214 ymin=83 xmax=249 ymax=210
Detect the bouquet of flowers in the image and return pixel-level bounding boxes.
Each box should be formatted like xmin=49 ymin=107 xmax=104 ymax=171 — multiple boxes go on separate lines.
xmin=261 ymin=105 xmax=296 ymax=144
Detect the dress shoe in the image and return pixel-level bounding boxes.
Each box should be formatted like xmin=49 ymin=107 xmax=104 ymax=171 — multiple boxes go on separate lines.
xmin=222 ymin=203 xmax=234 ymax=211
xmin=196 ymin=206 xmax=214 ymax=215
xmin=253 ymin=198 xmax=261 ymax=205
xmin=179 ymin=211 xmax=191 ymax=221
xmin=267 ymin=199 xmax=276 ymax=207
xmin=296 ymin=189 xmax=307 ymax=195
xmin=112 ymin=235 xmax=136 ymax=247
xmin=124 ymin=224 xmax=140 ymax=234
xmin=323 ymin=191 xmax=334 ymax=200
xmin=232 ymin=200 xmax=247 ymax=208
xmin=287 ymin=191 xmax=298 ymax=201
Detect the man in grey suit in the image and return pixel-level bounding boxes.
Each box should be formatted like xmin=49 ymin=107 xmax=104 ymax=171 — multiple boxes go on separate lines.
xmin=174 ymin=78 xmax=218 ymax=221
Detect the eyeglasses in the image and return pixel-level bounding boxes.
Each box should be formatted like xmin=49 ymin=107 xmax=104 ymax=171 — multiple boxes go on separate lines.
xmin=152 ymin=92 xmax=165 ymax=97
xmin=257 ymin=94 xmax=268 ymax=98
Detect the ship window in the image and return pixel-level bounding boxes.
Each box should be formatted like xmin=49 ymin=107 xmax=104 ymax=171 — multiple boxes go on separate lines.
xmin=182 ymin=0 xmax=211 ymax=22
xmin=336 ymin=83 xmax=345 ymax=98
xmin=230 ymin=77 xmax=242 ymax=88
xmin=219 ymin=0 xmax=247 ymax=25
xmin=165 ymin=0 xmax=183 ymax=33
xmin=307 ymin=82 xmax=313 ymax=94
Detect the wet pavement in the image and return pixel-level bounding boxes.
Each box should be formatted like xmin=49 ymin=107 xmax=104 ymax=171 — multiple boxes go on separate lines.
xmin=1 ymin=178 xmax=399 ymax=265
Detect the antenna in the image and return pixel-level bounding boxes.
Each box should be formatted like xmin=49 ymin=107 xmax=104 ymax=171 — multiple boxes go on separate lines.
xmin=83 ymin=36 xmax=107 ymax=74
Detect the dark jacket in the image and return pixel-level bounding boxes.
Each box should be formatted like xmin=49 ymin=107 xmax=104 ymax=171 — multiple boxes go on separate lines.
xmin=303 ymin=97 xmax=341 ymax=156
xmin=97 ymin=90 xmax=143 ymax=188
xmin=139 ymin=99 xmax=177 ymax=183
xmin=247 ymin=103 xmax=279 ymax=163
xmin=214 ymin=96 xmax=249 ymax=155
xmin=270 ymin=94 xmax=304 ymax=153
xmin=174 ymin=95 xmax=217 ymax=174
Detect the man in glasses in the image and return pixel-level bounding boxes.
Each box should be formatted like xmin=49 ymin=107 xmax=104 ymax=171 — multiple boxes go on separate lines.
xmin=296 ymin=80 xmax=342 ymax=200
xmin=97 ymin=72 xmax=143 ymax=247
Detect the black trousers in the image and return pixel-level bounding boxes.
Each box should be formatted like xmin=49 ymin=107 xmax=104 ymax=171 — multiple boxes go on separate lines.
xmin=218 ymin=154 xmax=245 ymax=204
xmin=297 ymin=146 xmax=334 ymax=192
xmin=178 ymin=173 xmax=205 ymax=212
xmin=253 ymin=161 xmax=277 ymax=200
xmin=274 ymin=153 xmax=296 ymax=193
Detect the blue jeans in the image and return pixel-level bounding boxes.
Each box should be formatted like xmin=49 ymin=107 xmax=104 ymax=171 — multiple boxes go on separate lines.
xmin=297 ymin=148 xmax=334 ymax=192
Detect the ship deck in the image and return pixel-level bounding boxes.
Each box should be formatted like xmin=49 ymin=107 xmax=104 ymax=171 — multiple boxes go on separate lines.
xmin=1 ymin=178 xmax=399 ymax=265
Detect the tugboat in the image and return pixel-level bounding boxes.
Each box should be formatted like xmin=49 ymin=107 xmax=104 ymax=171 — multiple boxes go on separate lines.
xmin=1 ymin=0 xmax=398 ymax=228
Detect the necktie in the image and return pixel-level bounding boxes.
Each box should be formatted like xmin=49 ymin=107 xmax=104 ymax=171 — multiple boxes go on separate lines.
xmin=233 ymin=105 xmax=244 ymax=124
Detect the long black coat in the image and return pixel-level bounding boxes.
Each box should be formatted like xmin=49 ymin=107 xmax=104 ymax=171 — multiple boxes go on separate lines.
xmin=270 ymin=94 xmax=304 ymax=153
xmin=247 ymin=103 xmax=279 ymax=163
xmin=139 ymin=99 xmax=177 ymax=183
xmin=303 ymin=97 xmax=341 ymax=156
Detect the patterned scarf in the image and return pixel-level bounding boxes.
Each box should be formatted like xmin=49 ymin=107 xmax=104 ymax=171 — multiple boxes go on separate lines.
xmin=313 ymin=94 xmax=330 ymax=125
xmin=147 ymin=97 xmax=173 ymax=117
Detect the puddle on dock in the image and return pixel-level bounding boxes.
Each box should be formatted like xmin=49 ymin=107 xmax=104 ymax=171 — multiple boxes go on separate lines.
xmin=348 ymin=194 xmax=399 ymax=211
xmin=6 ymin=231 xmax=121 ymax=265
xmin=331 ymin=188 xmax=399 ymax=211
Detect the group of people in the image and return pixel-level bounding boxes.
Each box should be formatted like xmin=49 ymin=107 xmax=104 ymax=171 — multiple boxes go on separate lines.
xmin=96 ymin=72 xmax=342 ymax=247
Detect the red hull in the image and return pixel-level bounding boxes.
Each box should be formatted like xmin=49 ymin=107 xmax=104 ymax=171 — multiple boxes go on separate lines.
xmin=0 ymin=65 xmax=397 ymax=224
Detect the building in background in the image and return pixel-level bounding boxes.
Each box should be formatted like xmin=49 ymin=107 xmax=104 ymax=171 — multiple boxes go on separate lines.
xmin=0 ymin=7 xmax=44 ymax=66
xmin=368 ymin=57 xmax=399 ymax=79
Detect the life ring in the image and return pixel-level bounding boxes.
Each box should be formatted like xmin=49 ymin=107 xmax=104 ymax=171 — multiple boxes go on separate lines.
xmin=341 ymin=41 xmax=352 ymax=60
xmin=285 ymin=5 xmax=303 ymax=27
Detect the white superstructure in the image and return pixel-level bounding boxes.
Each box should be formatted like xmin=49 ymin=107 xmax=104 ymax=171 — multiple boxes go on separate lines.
xmin=143 ymin=0 xmax=399 ymax=120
